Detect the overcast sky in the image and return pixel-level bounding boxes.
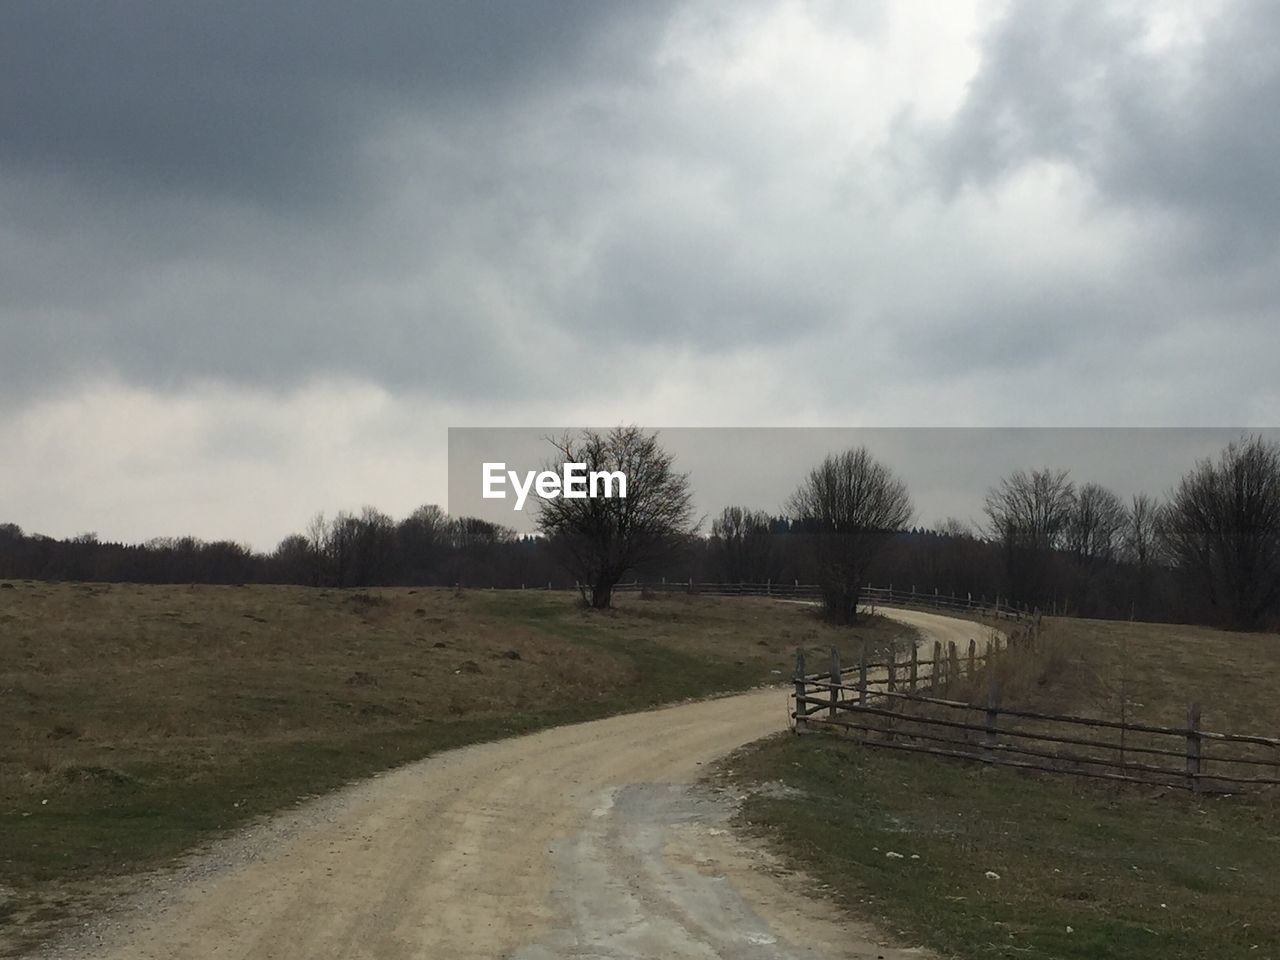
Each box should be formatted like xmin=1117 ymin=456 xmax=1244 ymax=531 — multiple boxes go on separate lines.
xmin=4 ymin=1 xmax=1278 ymax=549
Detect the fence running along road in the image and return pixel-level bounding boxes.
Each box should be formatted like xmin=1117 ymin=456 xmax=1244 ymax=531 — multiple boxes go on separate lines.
xmin=789 ymin=618 xmax=1280 ymax=795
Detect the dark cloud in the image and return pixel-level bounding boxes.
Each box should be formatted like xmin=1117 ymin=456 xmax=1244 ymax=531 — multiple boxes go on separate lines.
xmin=0 ymin=1 xmax=672 ymax=205
xmin=0 ymin=1 xmax=677 ymax=399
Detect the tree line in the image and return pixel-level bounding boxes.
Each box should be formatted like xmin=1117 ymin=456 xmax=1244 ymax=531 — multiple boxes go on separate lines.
xmin=2 ymin=430 xmax=1278 ymax=630
xmin=697 ymin=435 xmax=1280 ymax=629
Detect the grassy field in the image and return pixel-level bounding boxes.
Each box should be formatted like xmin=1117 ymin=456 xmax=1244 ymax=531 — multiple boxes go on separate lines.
xmin=0 ymin=580 xmax=911 ymax=954
xmin=1025 ymin=617 xmax=1280 ymax=735
xmin=936 ymin=616 xmax=1280 ymax=738
xmin=721 ymin=616 xmax=1280 ymax=960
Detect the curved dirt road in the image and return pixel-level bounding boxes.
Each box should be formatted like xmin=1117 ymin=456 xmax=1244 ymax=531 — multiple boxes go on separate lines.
xmin=49 ymin=608 xmax=994 ymax=960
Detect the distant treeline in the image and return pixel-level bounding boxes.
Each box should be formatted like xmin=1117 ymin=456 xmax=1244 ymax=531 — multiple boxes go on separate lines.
xmin=0 ymin=509 xmax=1229 ymax=627
xmin=3 ymin=434 xmax=1278 ymax=630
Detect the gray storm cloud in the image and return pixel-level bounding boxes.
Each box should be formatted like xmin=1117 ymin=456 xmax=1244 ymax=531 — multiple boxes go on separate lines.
xmin=3 ymin=0 xmax=1277 ymax=403
xmin=1 ymin=1 xmax=672 ymax=202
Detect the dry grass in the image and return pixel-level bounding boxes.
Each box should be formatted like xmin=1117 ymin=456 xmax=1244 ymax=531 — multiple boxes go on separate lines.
xmin=1034 ymin=617 xmax=1280 ymax=736
xmin=943 ymin=626 xmax=1084 ymax=716
xmin=0 ymin=580 xmax=905 ymax=954
xmin=946 ymin=616 xmax=1280 ymax=738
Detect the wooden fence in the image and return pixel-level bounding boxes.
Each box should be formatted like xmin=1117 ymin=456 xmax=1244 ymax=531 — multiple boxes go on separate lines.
xmin=790 ymin=629 xmax=1280 ymax=795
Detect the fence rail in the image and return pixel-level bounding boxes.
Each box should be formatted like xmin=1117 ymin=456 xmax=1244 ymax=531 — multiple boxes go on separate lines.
xmin=789 ymin=636 xmax=1280 ymax=795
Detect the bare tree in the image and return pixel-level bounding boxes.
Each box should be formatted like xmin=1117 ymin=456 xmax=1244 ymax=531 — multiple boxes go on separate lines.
xmin=936 ymin=517 xmax=973 ymax=539
xmin=1060 ymin=481 xmax=1127 ymax=616
xmin=983 ymin=468 xmax=1075 ymax=607
xmin=1122 ymin=493 xmax=1163 ymax=569
xmin=1122 ymin=493 xmax=1163 ymax=618
xmin=326 ymin=511 xmax=360 ymax=586
xmin=788 ymin=447 xmax=913 ymax=624
xmin=304 ymin=511 xmax=330 ymax=586
xmin=272 ymin=533 xmax=313 ymax=584
xmin=709 ymin=506 xmax=779 ymax=584
xmin=918 ymin=517 xmax=983 ymax=597
xmin=446 ymin=515 xmax=516 ymax=586
xmin=1067 ymin=483 xmax=1127 ymax=567
xmin=304 ymin=507 xmax=397 ymax=587
xmin=396 ymin=504 xmax=451 ymax=584
xmin=537 ymin=426 xmax=696 ymax=608
xmin=1161 ymin=436 xmax=1280 ymax=629
xmin=350 ymin=506 xmax=397 ymax=586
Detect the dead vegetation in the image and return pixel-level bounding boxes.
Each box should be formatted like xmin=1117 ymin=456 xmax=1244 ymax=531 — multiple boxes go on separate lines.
xmin=948 ymin=616 xmax=1280 ymax=737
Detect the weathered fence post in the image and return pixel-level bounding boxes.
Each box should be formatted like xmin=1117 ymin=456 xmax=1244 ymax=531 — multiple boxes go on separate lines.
xmin=829 ymin=647 xmax=841 ymax=719
xmin=858 ymin=641 xmax=869 ymax=706
xmin=886 ymin=641 xmax=897 ymax=693
xmin=1186 ymin=702 xmax=1202 ymax=793
xmin=984 ymin=679 xmax=1002 ymax=764
xmin=931 ymin=640 xmax=942 ymax=693
xmin=909 ymin=644 xmax=919 ymax=693
xmin=793 ymin=648 xmax=807 ymax=734
xmin=968 ymin=638 xmax=977 ymax=678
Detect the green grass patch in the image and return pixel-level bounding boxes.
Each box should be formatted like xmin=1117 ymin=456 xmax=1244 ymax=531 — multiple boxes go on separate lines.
xmin=723 ymin=733 xmax=1280 ymax=960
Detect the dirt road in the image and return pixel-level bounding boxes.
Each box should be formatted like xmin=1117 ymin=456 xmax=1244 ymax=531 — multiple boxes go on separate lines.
xmin=868 ymin=606 xmax=1001 ymax=679
xmin=46 ymin=608 xmax=993 ymax=960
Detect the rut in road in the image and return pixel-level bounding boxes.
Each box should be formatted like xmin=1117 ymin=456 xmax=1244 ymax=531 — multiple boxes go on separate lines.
xmin=41 ymin=608 xmax=994 ymax=960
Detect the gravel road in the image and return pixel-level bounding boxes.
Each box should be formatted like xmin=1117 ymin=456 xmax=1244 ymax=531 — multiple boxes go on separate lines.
xmin=41 ymin=608 xmax=994 ymax=960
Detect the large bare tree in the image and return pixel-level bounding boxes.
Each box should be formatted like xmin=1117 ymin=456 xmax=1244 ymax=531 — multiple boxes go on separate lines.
xmin=1161 ymin=436 xmax=1280 ymax=629
xmin=1122 ymin=492 xmax=1164 ymax=618
xmin=983 ymin=467 xmax=1075 ymax=606
xmin=537 ymin=426 xmax=695 ymax=608
xmin=1122 ymin=493 xmax=1163 ymax=569
xmin=1061 ymin=481 xmax=1128 ymax=615
xmin=788 ymin=447 xmax=913 ymax=623
xmin=1067 ymin=483 xmax=1128 ymax=568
